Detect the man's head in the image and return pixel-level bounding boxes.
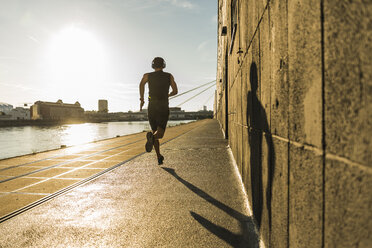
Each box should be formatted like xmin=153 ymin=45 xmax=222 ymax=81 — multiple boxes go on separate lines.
xmin=152 ymin=57 xmax=166 ymax=69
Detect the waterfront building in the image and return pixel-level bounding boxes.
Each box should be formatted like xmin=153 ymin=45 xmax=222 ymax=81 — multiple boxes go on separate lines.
xmin=169 ymin=107 xmax=185 ymax=119
xmin=31 ymin=100 xmax=84 ymax=120
xmin=10 ymin=107 xmax=30 ymax=120
xmin=0 ymin=104 xmax=30 ymax=120
xmin=0 ymin=113 xmax=13 ymax=120
xmin=120 ymin=111 xmax=147 ymax=121
xmin=0 ymin=102 xmax=13 ymax=114
xmin=169 ymin=107 xmax=181 ymax=112
xmin=98 ymin=99 xmax=108 ymax=113
xmin=85 ymin=107 xmax=212 ymax=122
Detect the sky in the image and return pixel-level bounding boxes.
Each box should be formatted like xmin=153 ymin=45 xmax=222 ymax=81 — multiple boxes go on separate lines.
xmin=0 ymin=0 xmax=217 ymax=112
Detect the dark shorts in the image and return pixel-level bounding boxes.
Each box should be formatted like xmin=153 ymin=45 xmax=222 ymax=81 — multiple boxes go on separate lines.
xmin=148 ymin=101 xmax=169 ymax=131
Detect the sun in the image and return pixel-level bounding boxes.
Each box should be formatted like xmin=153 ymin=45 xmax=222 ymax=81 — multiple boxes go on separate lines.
xmin=45 ymin=25 xmax=108 ymax=96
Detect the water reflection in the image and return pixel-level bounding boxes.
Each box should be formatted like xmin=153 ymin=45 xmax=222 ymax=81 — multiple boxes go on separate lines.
xmin=61 ymin=123 xmax=96 ymax=145
xmin=0 ymin=120 xmax=191 ymax=159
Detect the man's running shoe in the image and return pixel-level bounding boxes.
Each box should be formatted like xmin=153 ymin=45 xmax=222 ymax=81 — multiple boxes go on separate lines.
xmin=158 ymin=155 xmax=164 ymax=165
xmin=145 ymin=132 xmax=154 ymax=152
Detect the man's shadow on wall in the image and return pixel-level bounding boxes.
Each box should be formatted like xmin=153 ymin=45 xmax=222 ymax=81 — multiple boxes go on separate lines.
xmin=247 ymin=62 xmax=275 ymax=231
xmin=162 ymin=167 xmax=260 ymax=248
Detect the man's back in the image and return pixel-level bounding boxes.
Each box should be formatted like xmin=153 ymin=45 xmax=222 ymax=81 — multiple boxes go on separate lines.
xmin=148 ymin=71 xmax=171 ymax=102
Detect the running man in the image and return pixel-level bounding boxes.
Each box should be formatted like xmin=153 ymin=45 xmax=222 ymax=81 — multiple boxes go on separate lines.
xmin=139 ymin=57 xmax=178 ymax=165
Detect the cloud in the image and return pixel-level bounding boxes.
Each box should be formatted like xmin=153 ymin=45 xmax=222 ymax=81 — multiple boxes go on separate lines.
xmin=0 ymin=82 xmax=32 ymax=91
xmin=197 ymin=40 xmax=217 ymax=63
xmin=105 ymin=81 xmax=139 ymax=91
xmin=0 ymin=57 xmax=25 ymax=62
xmin=123 ymin=0 xmax=196 ymax=12
xmin=159 ymin=0 xmax=196 ymax=9
xmin=123 ymin=0 xmax=160 ymax=12
xmin=0 ymin=81 xmax=49 ymax=96
xmin=27 ymin=35 xmax=40 ymax=44
xmin=197 ymin=40 xmax=210 ymax=51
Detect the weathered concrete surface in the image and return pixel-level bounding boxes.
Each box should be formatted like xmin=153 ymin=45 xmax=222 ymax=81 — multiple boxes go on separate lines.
xmin=217 ymin=0 xmax=371 ymax=247
xmin=258 ymin=133 xmax=269 ymax=244
xmin=241 ymin=125 xmax=251 ymax=204
xmin=288 ymin=0 xmax=323 ymax=148
xmin=242 ymin=48 xmax=252 ymax=129
xmin=325 ymin=158 xmax=372 ymax=248
xmin=241 ymin=53 xmax=252 ymax=201
xmin=324 ymin=0 xmax=372 ymax=165
xmin=252 ymin=26 xmax=261 ymax=107
xmin=269 ymin=0 xmax=289 ymax=138
xmin=269 ymin=138 xmax=288 ymax=248
xmin=322 ymin=1 xmax=372 ymax=247
xmin=236 ymin=75 xmax=243 ymax=175
xmin=246 ymin=0 xmax=259 ymax=49
xmin=289 ymin=144 xmax=323 ymax=248
xmin=0 ymin=120 xmax=260 ymax=248
xmin=287 ymin=2 xmax=324 ymax=247
xmin=260 ymin=9 xmax=272 ymax=131
xmin=239 ymin=0 xmax=250 ymax=52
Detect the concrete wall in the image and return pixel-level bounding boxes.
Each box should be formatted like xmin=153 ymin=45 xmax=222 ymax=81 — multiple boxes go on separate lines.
xmin=215 ymin=0 xmax=372 ymax=247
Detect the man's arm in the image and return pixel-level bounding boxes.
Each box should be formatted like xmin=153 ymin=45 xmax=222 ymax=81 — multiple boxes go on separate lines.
xmin=168 ymin=74 xmax=178 ymax=98
xmin=139 ymin=73 xmax=148 ymax=111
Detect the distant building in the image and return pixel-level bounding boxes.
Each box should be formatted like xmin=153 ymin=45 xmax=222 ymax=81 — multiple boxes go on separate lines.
xmin=169 ymin=107 xmax=182 ymax=112
xmin=98 ymin=99 xmax=108 ymax=113
xmin=10 ymin=107 xmax=30 ymax=120
xmin=31 ymin=100 xmax=84 ymax=120
xmin=169 ymin=107 xmax=185 ymax=119
xmin=0 ymin=103 xmax=30 ymax=120
xmin=0 ymin=112 xmax=13 ymax=120
xmin=0 ymin=102 xmax=13 ymax=114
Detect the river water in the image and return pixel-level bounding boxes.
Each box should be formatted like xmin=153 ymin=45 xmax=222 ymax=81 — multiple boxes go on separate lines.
xmin=0 ymin=120 xmax=192 ymax=160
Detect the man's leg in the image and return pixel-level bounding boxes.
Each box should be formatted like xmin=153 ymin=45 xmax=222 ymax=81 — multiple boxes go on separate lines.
xmin=153 ymin=127 xmax=165 ymax=159
xmin=152 ymin=109 xmax=168 ymax=164
xmin=145 ymin=109 xmax=156 ymax=153
xmin=153 ymin=127 xmax=165 ymax=140
xmin=153 ymin=139 xmax=161 ymax=158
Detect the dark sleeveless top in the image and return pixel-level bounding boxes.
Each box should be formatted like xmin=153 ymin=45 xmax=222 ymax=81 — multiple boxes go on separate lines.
xmin=148 ymin=71 xmax=171 ymax=102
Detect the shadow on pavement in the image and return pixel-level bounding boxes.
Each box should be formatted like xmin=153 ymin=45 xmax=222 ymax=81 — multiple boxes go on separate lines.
xmin=162 ymin=167 xmax=259 ymax=248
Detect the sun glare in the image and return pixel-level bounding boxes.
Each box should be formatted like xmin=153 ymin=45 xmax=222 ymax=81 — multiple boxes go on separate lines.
xmin=45 ymin=26 xmax=108 ymax=97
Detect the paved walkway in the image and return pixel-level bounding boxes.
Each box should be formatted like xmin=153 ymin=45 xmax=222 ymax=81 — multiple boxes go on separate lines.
xmin=0 ymin=119 xmax=260 ymax=248
xmin=0 ymin=121 xmax=202 ymax=220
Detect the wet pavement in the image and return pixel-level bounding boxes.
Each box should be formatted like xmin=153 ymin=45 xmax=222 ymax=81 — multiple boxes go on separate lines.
xmin=0 ymin=121 xmax=201 ymax=220
xmin=0 ymin=119 xmax=260 ymax=248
